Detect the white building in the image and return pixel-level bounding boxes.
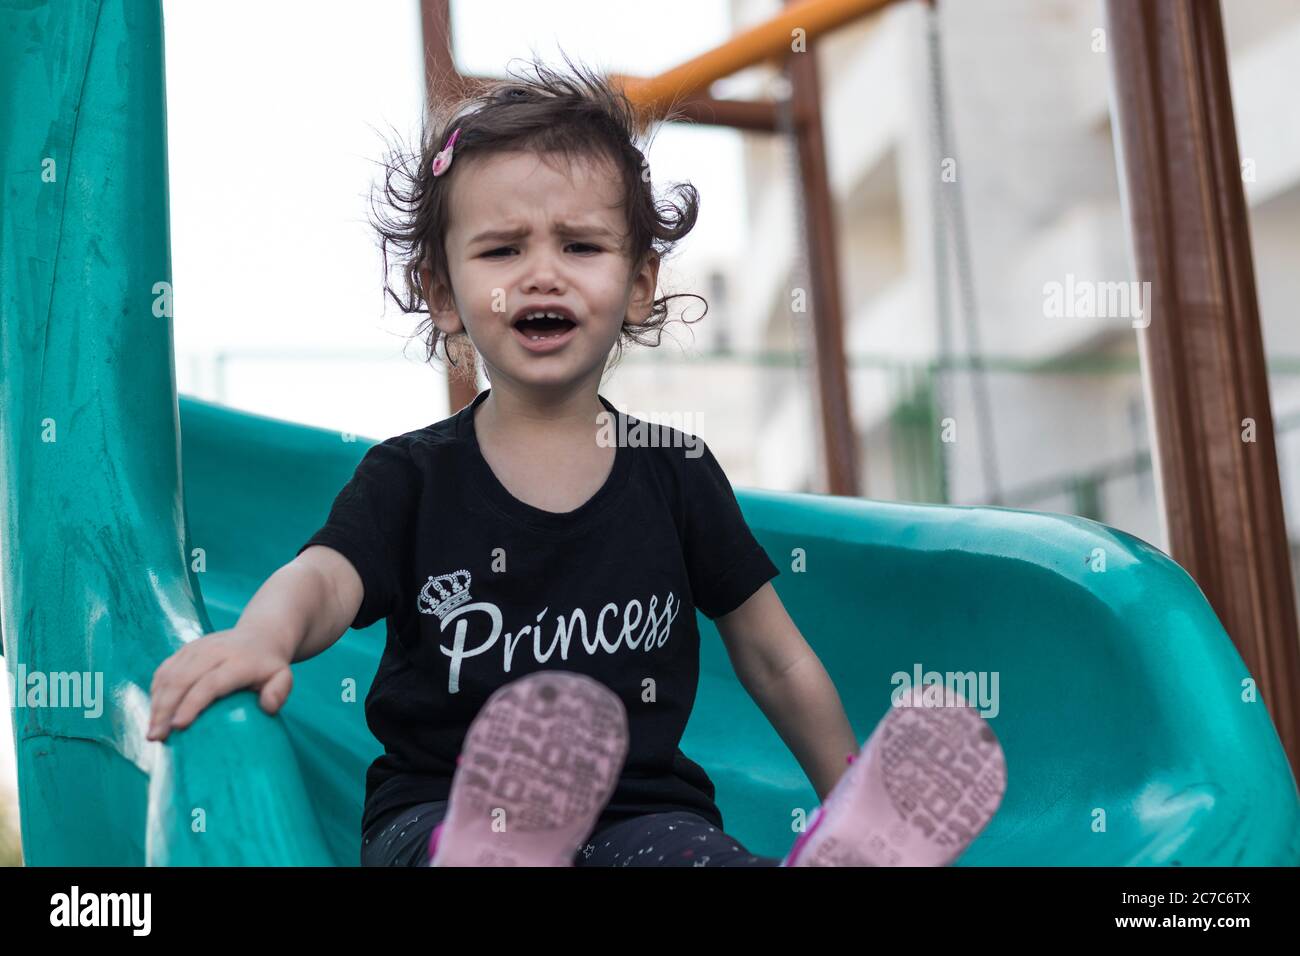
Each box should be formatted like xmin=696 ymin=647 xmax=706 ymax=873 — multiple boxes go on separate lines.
xmin=679 ymin=0 xmax=1300 ymax=565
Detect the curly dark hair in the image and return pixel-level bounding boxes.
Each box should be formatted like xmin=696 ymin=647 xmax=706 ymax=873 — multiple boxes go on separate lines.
xmin=369 ymin=50 xmax=706 ymax=383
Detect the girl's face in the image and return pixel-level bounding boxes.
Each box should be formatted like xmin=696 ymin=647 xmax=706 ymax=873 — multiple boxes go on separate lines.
xmin=428 ymin=150 xmax=659 ymax=398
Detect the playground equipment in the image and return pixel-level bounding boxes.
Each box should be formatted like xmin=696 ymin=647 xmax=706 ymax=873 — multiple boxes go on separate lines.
xmin=2 ymin=0 xmax=1298 ymax=865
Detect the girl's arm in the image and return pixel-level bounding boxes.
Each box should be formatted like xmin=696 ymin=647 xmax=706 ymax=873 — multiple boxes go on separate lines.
xmin=145 ymin=545 xmax=364 ymax=741
xmin=715 ymin=582 xmax=859 ymax=802
xmin=275 ymin=545 xmax=365 ymax=661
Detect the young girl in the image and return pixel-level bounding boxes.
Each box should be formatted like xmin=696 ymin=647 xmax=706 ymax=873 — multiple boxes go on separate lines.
xmin=146 ymin=57 xmax=1006 ymax=867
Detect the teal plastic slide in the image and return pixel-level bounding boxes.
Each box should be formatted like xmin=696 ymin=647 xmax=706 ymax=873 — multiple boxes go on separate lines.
xmin=3 ymin=0 xmax=1298 ymax=865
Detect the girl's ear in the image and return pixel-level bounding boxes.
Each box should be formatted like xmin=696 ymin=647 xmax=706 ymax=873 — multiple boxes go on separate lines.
xmin=625 ymin=252 xmax=661 ymax=326
xmin=421 ymin=262 xmax=464 ymax=334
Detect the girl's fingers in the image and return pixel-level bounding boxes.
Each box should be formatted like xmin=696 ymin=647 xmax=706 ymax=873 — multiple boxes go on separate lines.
xmin=257 ymin=668 xmax=294 ymax=714
xmin=147 ymin=637 xmax=239 ymax=737
xmin=148 ymin=636 xmax=280 ymax=740
xmin=149 ymin=647 xmax=191 ymax=698
xmin=167 ymin=664 xmax=243 ymax=732
xmin=150 ymin=643 xmax=213 ymax=702
xmin=148 ymin=648 xmax=215 ymax=738
xmin=148 ymin=668 xmax=202 ymax=739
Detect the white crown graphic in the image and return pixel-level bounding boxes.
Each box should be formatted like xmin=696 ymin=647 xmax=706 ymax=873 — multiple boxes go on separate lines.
xmin=417 ymin=569 xmax=472 ymax=620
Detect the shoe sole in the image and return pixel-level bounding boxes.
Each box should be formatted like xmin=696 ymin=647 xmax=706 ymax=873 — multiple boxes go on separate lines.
xmin=429 ymin=671 xmax=629 ymax=867
xmin=789 ymin=687 xmax=1007 ymax=866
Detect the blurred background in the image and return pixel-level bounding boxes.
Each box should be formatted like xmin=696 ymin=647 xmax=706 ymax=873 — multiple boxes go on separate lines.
xmin=4 ymin=0 xmax=1299 ymax=864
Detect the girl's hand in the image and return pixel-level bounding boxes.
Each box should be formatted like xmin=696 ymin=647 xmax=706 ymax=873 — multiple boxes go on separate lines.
xmin=146 ymin=627 xmax=295 ymax=742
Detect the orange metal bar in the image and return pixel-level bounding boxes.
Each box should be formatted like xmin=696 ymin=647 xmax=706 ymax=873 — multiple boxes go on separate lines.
xmin=615 ymin=0 xmax=899 ymax=118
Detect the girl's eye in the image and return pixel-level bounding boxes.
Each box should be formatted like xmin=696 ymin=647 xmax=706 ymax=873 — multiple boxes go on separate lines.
xmin=480 ymin=243 xmax=600 ymax=259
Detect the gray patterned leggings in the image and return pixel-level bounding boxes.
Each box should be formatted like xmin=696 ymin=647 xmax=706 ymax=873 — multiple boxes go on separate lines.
xmin=360 ymin=800 xmax=781 ymax=867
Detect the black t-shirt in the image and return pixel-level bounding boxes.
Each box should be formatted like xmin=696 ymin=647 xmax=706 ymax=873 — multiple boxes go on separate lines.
xmin=297 ymin=388 xmax=780 ymax=835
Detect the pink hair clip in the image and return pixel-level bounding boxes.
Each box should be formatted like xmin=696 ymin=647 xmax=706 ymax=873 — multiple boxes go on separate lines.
xmin=431 ymin=127 xmax=461 ymax=177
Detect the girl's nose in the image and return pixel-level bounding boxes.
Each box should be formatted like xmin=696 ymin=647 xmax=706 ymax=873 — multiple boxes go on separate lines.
xmin=520 ymin=248 xmax=566 ymax=295
xmin=522 ymin=270 xmax=563 ymax=297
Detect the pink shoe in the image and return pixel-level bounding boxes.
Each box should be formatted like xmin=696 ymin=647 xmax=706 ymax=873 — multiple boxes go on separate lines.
xmin=781 ymin=685 xmax=1007 ymax=866
xmin=427 ymin=671 xmax=629 ymax=867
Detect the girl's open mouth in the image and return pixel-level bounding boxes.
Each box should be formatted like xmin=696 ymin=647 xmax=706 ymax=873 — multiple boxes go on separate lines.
xmin=513 ymin=315 xmax=577 ymax=353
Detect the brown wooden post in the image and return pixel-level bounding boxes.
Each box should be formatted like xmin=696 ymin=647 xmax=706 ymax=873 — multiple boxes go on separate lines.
xmin=422 ymin=0 xmax=479 ymax=414
xmin=1105 ymin=0 xmax=1300 ymax=773
xmin=784 ymin=4 xmax=860 ymax=496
